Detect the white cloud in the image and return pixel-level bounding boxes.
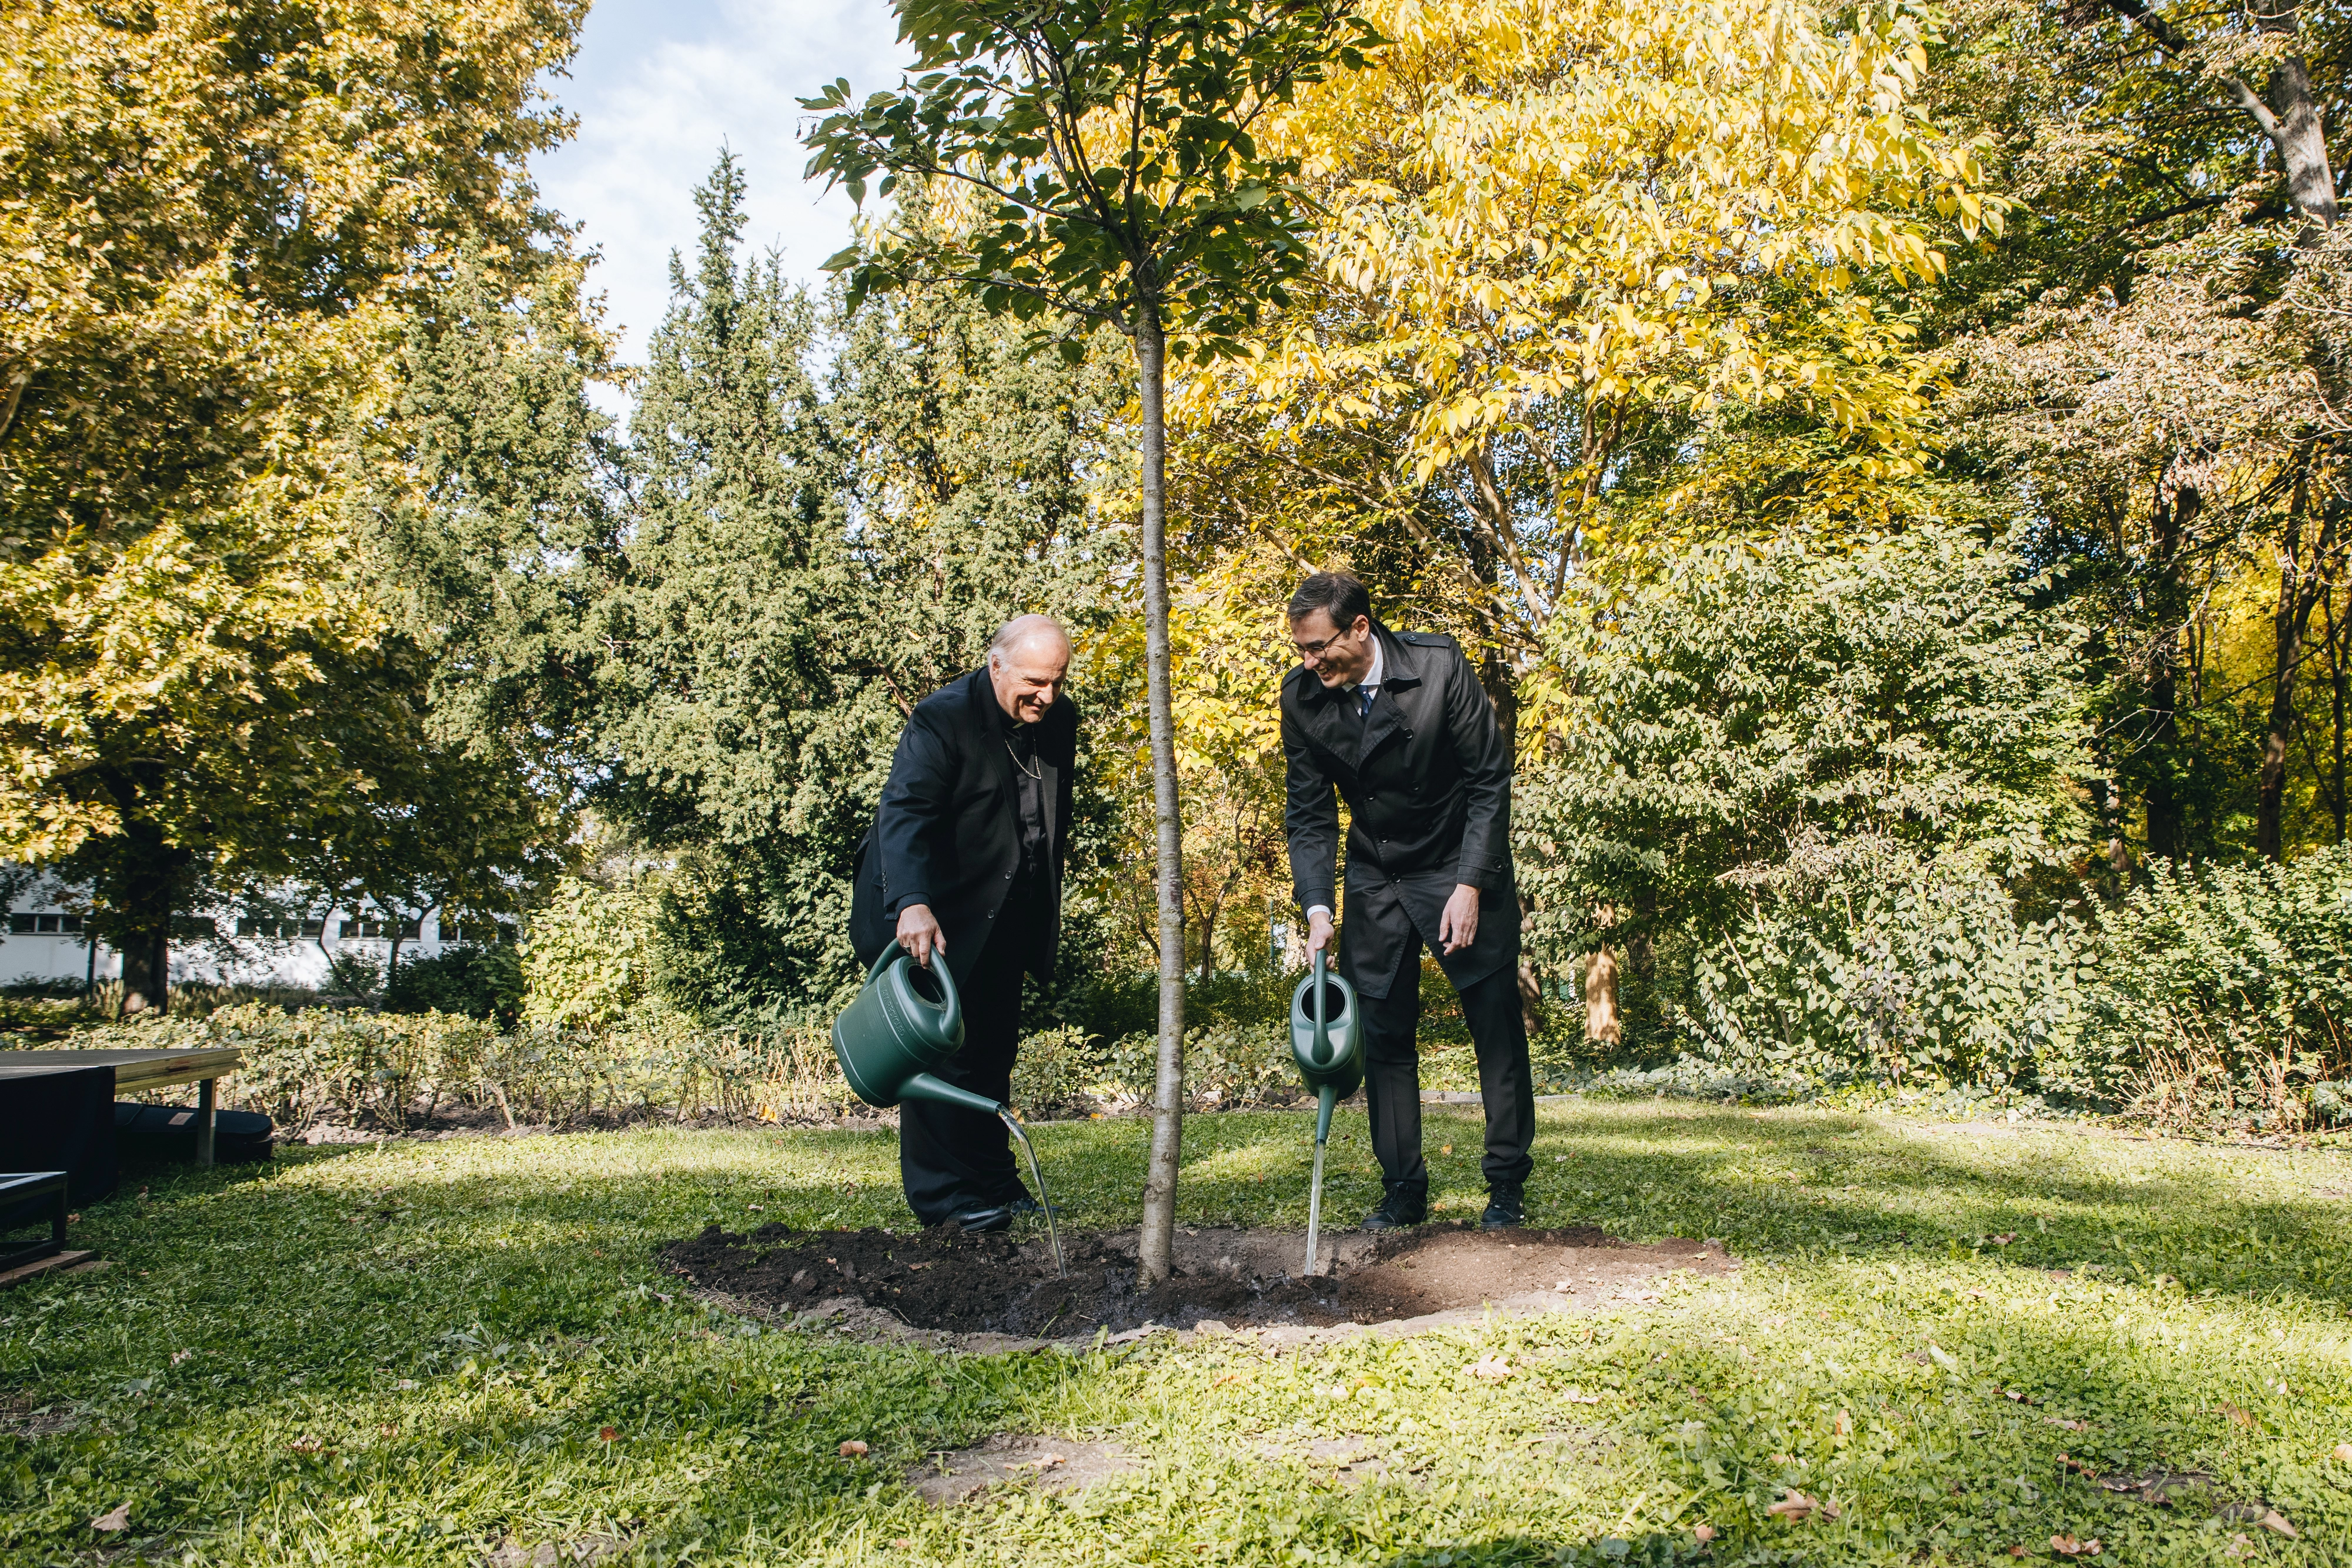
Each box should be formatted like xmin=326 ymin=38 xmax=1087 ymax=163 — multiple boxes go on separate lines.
xmin=535 ymin=0 xmax=906 ymax=368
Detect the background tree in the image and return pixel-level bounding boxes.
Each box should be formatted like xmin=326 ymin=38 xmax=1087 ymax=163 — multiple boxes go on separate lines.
xmin=804 ymin=0 xmax=1377 ymax=1279
xmin=0 ymin=0 xmax=587 ymax=1008
xmin=1931 ymin=0 xmax=2352 ymax=869
xmin=592 ymin=158 xmax=1127 ymax=1026
xmin=1523 ymin=526 xmax=2090 ymax=1075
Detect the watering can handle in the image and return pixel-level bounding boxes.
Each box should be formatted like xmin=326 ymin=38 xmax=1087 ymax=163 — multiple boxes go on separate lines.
xmin=866 ymin=940 xmax=963 ymax=1039
xmin=1312 ymin=947 xmax=1328 ymax=1061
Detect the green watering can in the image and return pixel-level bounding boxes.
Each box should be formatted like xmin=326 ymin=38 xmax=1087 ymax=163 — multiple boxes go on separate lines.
xmin=1289 ymin=949 xmax=1364 ymax=1277
xmin=833 ymin=942 xmax=1064 ymax=1276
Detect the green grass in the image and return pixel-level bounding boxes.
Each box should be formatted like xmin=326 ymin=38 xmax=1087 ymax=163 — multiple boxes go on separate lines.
xmin=5 ymin=1103 xmax=2351 ymax=1565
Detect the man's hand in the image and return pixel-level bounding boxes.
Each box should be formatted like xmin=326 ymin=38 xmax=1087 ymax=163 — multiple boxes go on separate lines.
xmin=1439 ymin=883 xmax=1481 ymax=955
xmin=1305 ymin=907 xmax=1335 ymax=959
xmin=896 ymin=902 xmax=946 ymax=968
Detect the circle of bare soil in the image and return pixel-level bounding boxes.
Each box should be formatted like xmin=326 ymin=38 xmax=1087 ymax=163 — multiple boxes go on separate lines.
xmin=658 ymin=1221 xmax=1733 ymax=1338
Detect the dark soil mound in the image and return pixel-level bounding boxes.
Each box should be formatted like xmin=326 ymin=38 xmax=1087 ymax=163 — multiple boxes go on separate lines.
xmin=659 ymin=1221 xmax=1731 ymax=1338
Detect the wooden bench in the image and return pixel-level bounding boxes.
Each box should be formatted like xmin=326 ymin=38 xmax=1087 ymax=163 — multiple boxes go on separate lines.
xmin=0 ymin=1047 xmax=243 ymax=1165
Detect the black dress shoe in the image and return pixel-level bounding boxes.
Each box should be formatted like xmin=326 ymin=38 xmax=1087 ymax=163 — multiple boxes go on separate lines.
xmin=1481 ymin=1181 xmax=1525 ymax=1229
xmin=1004 ymin=1194 xmax=1054 ymax=1218
xmin=1361 ymin=1182 xmax=1428 ymax=1232
xmin=946 ymin=1203 xmax=1014 ymax=1233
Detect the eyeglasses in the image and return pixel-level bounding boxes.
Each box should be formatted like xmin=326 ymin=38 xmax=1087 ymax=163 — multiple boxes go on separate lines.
xmin=1291 ymin=627 xmax=1360 ymax=660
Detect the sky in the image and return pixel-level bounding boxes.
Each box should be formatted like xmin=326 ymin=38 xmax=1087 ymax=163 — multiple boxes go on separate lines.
xmin=533 ymin=0 xmax=908 ymax=372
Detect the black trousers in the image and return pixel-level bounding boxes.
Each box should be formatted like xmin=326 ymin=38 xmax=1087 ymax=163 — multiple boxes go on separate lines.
xmin=1361 ymin=945 xmax=1535 ymax=1191
xmin=897 ymin=892 xmax=1040 ymax=1226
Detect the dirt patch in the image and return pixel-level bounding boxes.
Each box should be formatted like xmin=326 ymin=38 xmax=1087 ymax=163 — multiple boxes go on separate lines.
xmin=907 ymin=1433 xmax=1138 ymax=1506
xmin=660 ymin=1220 xmax=1734 ymax=1339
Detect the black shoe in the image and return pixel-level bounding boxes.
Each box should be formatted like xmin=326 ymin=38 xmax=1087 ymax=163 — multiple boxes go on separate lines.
xmin=1481 ymin=1182 xmax=1525 ymax=1230
xmin=945 ymin=1203 xmax=1014 ymax=1233
xmin=1005 ymin=1194 xmax=1054 ymax=1218
xmin=1361 ymin=1182 xmax=1427 ymax=1232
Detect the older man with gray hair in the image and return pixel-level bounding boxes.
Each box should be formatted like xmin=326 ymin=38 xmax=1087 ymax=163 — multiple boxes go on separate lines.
xmin=850 ymin=615 xmax=1077 ymax=1231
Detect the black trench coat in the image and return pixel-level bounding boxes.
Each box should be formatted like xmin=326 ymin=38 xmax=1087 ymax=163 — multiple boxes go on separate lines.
xmin=849 ymin=668 xmax=1078 ymax=985
xmin=1281 ymin=627 xmax=1518 ymax=1001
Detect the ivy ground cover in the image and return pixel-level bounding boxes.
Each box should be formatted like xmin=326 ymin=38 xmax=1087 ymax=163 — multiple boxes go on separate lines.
xmin=4 ymin=1104 xmax=2350 ymax=1566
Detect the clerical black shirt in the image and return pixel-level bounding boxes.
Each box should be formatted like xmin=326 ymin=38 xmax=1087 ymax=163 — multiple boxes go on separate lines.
xmin=1000 ymin=703 xmax=1050 ymax=889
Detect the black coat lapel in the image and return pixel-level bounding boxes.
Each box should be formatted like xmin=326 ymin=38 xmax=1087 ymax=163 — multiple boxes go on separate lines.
xmin=969 ymin=670 xmax=1017 ymax=812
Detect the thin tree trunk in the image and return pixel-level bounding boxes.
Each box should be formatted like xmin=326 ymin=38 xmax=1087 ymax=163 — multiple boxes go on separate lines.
xmin=2144 ymin=484 xmax=2193 ymax=860
xmin=1134 ymin=299 xmax=1188 ymax=1285
xmin=2258 ymin=472 xmax=2334 ymax=860
xmin=2327 ymin=587 xmax=2347 ymax=842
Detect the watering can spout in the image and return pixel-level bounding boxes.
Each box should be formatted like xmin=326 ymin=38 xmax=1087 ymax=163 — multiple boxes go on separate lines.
xmin=898 ymin=1071 xmax=1006 ymax=1119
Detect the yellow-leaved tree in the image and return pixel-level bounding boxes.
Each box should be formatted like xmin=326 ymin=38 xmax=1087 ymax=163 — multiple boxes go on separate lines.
xmin=1171 ymin=0 xmax=2003 ymax=1037
xmin=1180 ymin=0 xmax=2000 ymax=713
xmin=0 ymin=0 xmax=586 ymax=1005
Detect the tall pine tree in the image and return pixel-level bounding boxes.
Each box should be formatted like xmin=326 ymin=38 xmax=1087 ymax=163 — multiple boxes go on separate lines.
xmin=601 ymin=155 xmax=1127 ymax=1022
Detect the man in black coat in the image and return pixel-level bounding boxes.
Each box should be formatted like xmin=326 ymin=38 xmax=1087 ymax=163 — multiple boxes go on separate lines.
xmin=850 ymin=615 xmax=1077 ymax=1231
xmin=1280 ymin=571 xmax=1534 ymax=1230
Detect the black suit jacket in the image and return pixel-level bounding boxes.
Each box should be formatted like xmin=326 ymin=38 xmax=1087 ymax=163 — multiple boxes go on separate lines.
xmin=850 ymin=668 xmax=1078 ymax=984
xmin=1281 ymin=627 xmax=1516 ymax=999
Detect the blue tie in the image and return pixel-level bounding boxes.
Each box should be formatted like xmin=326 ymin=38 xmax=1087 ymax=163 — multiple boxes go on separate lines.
xmin=1357 ymin=685 xmax=1374 ymax=718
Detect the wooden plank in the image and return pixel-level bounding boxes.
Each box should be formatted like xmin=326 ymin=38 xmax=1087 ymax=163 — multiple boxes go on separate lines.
xmin=0 ymin=1249 xmax=95 ymax=1289
xmin=0 ymin=1047 xmax=241 ymax=1094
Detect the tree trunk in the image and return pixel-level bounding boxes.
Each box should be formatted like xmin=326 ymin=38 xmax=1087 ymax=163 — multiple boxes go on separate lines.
xmin=2256 ymin=2 xmax=2338 ymax=231
xmin=1583 ymin=944 xmax=1621 ymax=1047
xmin=121 ymin=925 xmax=168 ymax=1014
xmin=2143 ymin=484 xmax=2194 ymax=861
xmin=2258 ymin=481 xmax=2337 ymax=859
xmin=1134 ymin=300 xmax=1188 ymax=1285
xmin=2327 ymin=589 xmax=2347 ymax=842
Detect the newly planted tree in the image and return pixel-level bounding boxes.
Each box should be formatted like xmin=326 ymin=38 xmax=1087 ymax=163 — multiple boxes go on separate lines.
xmin=804 ymin=0 xmax=1375 ymax=1279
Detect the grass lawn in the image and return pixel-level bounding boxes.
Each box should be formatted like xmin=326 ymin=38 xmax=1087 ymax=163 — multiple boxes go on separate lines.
xmin=5 ymin=1102 xmax=2351 ymax=1566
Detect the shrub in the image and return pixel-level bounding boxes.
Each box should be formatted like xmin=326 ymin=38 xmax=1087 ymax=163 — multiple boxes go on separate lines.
xmin=2071 ymin=848 xmax=2352 ymax=1129
xmin=1684 ymin=862 xmax=2087 ymax=1086
xmin=385 ymin=944 xmax=523 ymax=1025
xmin=520 ymin=875 xmax=660 ymax=1032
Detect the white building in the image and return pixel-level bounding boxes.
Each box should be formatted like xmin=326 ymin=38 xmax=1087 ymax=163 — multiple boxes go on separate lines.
xmin=0 ymin=879 xmax=512 ymax=991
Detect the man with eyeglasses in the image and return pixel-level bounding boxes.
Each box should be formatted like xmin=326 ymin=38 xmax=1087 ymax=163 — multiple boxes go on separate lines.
xmin=850 ymin=615 xmax=1076 ymax=1233
xmin=1279 ymin=571 xmax=1534 ymax=1231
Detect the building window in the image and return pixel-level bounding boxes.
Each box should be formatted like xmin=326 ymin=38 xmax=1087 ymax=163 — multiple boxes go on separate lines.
xmin=9 ymin=912 xmax=84 ymax=935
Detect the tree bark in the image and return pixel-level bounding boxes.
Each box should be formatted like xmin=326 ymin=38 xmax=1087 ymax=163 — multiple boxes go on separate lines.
xmin=1583 ymin=944 xmax=1621 ymax=1047
xmin=2257 ymin=473 xmax=2337 ymax=859
xmin=120 ymin=927 xmax=168 ymax=1014
xmin=1134 ymin=299 xmax=1188 ymax=1285
xmin=2143 ymin=484 xmax=2194 ymax=861
xmin=2104 ymin=0 xmax=2338 ymax=231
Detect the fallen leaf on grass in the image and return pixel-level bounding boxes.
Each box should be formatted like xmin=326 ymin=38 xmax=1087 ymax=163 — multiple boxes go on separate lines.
xmin=1561 ymin=1390 xmax=1602 ymax=1405
xmin=288 ymin=1435 xmax=330 ymax=1455
xmin=1031 ymin=1453 xmax=1066 ymax=1470
xmin=1993 ymin=1233 xmax=2016 ymax=1245
xmin=169 ymin=1350 xmax=192 ymax=1365
xmin=1766 ymin=1490 xmax=1838 ymax=1522
xmin=2259 ymin=1510 xmax=2300 ymax=1538
xmin=891 ymin=1539 xmax=913 ymax=1549
xmin=2219 ymin=1400 xmax=2254 ymax=1429
xmin=2008 ymin=1548 xmax=2026 ymax=1559
xmin=1440 ymin=1145 xmax=1453 ymax=1155
xmin=2050 ymin=1534 xmax=2101 ymax=1556
xmin=599 ymin=1427 xmax=617 ymax=1443
xmin=1469 ymin=1355 xmax=1514 ymax=1382
xmin=2336 ymin=1442 xmax=2352 ymax=1465
xmin=90 ymin=1503 xmax=130 ymax=1532
xmin=1692 ymin=1525 xmax=1715 ymax=1543
xmin=839 ymin=1440 xmax=869 ymax=1458
xmin=2046 ymin=1417 xmax=2088 ymax=1432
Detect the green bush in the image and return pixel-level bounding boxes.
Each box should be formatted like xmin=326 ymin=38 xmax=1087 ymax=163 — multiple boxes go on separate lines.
xmin=44 ymin=1004 xmax=856 ymax=1130
xmin=520 ymin=874 xmax=660 ymax=1031
xmin=1685 ymin=863 xmax=2087 ymax=1086
xmin=2070 ymin=847 xmax=2352 ymax=1129
xmin=384 ymin=944 xmax=523 ymax=1025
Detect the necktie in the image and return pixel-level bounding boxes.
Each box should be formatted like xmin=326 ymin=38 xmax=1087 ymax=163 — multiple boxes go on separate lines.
xmin=1357 ymin=684 xmax=1375 ymax=718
